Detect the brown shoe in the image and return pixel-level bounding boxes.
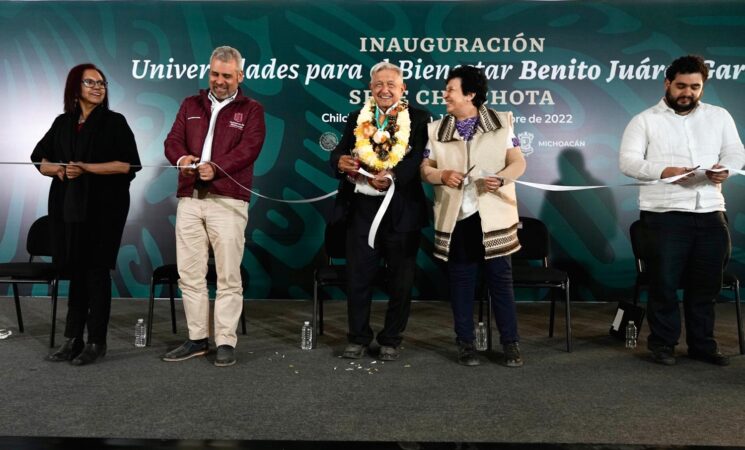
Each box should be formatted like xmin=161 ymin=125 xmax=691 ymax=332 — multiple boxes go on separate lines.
xmin=378 ymin=345 xmax=400 ymax=361
xmin=503 ymin=342 xmax=524 ymax=368
xmin=342 ymin=343 xmax=367 ymax=359
xmin=688 ymin=349 xmax=729 ymax=366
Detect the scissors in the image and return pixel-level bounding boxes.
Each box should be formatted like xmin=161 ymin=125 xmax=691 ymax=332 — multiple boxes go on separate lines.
xmin=459 ymin=165 xmax=476 ymax=187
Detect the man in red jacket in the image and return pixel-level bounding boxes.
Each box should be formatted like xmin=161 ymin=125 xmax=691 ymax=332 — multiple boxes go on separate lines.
xmin=162 ymin=46 xmax=266 ymax=367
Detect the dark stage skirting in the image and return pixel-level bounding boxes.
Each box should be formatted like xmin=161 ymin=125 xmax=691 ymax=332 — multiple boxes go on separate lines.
xmin=0 ymin=298 xmax=743 ymax=447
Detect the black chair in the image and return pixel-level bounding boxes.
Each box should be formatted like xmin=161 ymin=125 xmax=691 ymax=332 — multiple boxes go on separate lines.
xmin=0 ymin=215 xmax=62 ymax=347
xmin=630 ymin=219 xmax=744 ymax=354
xmin=145 ymin=262 xmax=248 ymax=346
xmin=510 ymin=216 xmax=572 ymax=352
xmin=311 ymin=221 xmax=386 ymax=348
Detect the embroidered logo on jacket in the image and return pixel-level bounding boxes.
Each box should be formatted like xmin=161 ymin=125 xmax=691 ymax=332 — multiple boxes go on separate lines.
xmin=229 ymin=112 xmax=245 ymax=130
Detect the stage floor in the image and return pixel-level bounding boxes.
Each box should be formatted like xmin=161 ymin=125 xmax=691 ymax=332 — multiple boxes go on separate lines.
xmin=0 ymin=297 xmax=743 ymax=448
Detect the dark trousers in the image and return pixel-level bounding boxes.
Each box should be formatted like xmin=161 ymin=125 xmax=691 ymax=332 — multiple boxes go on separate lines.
xmin=345 ymin=197 xmax=420 ymax=347
xmin=448 ymin=213 xmax=519 ymax=345
xmin=64 ymin=268 xmax=112 ymax=344
xmin=642 ymin=211 xmax=729 ymax=353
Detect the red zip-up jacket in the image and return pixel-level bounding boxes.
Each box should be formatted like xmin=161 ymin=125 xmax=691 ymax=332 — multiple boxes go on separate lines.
xmin=164 ymin=88 xmax=266 ymax=201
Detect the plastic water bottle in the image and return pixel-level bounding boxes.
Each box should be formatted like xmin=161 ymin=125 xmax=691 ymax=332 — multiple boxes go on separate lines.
xmin=0 ymin=328 xmax=12 ymax=340
xmin=475 ymin=322 xmax=488 ymax=351
xmin=301 ymin=321 xmax=313 ymax=350
xmin=134 ymin=318 xmax=146 ymax=348
xmin=625 ymin=320 xmax=637 ymax=349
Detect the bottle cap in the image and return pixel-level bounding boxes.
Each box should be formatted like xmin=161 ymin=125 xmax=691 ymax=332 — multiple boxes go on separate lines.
xmin=303 ymin=321 xmax=310 ymax=325
xmin=137 ymin=318 xmax=144 ymax=323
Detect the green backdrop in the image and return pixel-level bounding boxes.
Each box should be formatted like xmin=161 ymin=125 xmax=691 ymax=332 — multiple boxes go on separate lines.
xmin=1 ymin=1 xmax=744 ymax=301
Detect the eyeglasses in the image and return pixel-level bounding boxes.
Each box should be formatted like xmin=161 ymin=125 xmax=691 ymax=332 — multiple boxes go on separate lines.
xmin=81 ymin=79 xmax=108 ymax=88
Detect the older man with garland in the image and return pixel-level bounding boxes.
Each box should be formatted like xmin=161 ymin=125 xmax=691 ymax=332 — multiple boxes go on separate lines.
xmin=329 ymin=61 xmax=431 ymax=361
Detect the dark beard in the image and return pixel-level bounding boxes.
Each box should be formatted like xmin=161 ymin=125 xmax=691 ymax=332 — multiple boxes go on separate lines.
xmin=665 ymin=91 xmax=699 ymax=113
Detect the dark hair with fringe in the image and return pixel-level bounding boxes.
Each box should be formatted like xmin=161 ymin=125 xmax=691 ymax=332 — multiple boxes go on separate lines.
xmin=446 ymin=65 xmax=488 ymax=108
xmin=63 ymin=63 xmax=109 ymax=113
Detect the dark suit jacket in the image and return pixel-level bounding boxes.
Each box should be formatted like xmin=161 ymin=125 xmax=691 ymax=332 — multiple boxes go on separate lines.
xmin=329 ymin=105 xmax=431 ymax=233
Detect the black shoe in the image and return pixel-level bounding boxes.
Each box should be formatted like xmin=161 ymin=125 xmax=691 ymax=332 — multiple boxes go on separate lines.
xmin=162 ymin=339 xmax=209 ymax=362
xmin=457 ymin=342 xmax=481 ymax=366
xmin=214 ymin=345 xmax=236 ymax=367
xmin=379 ymin=345 xmax=400 ymax=361
xmin=650 ymin=346 xmax=676 ymax=366
xmin=688 ymin=349 xmax=730 ymax=366
xmin=70 ymin=343 xmax=107 ymax=366
xmin=342 ymin=343 xmax=368 ymax=359
xmin=45 ymin=337 xmax=84 ymax=362
xmin=503 ymin=342 xmax=524 ymax=368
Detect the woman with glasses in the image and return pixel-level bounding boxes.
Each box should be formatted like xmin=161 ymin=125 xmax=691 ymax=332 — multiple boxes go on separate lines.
xmin=31 ymin=63 xmax=141 ymax=365
xmin=420 ymin=65 xmax=526 ymax=368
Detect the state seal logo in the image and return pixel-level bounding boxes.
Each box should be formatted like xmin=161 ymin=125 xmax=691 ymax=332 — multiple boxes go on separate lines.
xmin=319 ymin=131 xmax=339 ymax=152
xmin=518 ymin=131 xmax=534 ymax=156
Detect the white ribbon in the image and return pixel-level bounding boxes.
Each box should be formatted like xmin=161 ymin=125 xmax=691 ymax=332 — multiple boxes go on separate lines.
xmin=10 ymin=161 xmax=745 ymax=201
xmin=476 ymin=167 xmax=745 ymax=191
xmin=357 ymin=167 xmax=395 ymax=249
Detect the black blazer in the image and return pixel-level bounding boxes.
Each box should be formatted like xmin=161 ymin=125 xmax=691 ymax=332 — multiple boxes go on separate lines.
xmin=329 ymin=105 xmax=431 ymax=233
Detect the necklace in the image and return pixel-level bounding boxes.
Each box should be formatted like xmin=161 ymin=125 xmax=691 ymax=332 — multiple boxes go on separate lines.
xmin=353 ymin=98 xmax=411 ymax=171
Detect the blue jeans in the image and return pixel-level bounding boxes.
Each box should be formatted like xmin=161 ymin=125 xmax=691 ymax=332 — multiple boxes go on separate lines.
xmin=448 ymin=256 xmax=520 ymax=345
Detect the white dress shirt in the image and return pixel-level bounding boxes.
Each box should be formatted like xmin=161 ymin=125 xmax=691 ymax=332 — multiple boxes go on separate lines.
xmin=426 ymin=129 xmax=517 ymax=221
xmin=619 ymin=99 xmax=745 ymax=212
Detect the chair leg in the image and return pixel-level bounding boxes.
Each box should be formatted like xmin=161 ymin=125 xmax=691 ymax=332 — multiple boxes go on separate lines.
xmin=50 ymin=279 xmax=58 ymax=348
xmin=548 ymin=291 xmax=556 ymax=338
xmin=240 ymin=302 xmax=247 ymax=335
xmin=564 ymin=280 xmax=572 ymax=353
xmin=169 ymin=282 xmax=177 ymax=334
xmin=147 ymin=278 xmax=156 ymax=347
xmin=319 ymin=291 xmax=325 ymax=336
xmin=312 ymin=281 xmax=319 ymax=348
xmin=12 ymin=283 xmax=24 ymax=333
xmin=733 ymin=280 xmax=744 ymax=355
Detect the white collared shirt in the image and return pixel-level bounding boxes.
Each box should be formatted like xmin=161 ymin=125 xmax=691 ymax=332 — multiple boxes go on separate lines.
xmin=426 ymin=128 xmax=517 ymax=220
xmin=176 ymin=90 xmax=237 ymax=168
xmin=619 ymin=99 xmax=745 ymax=212
xmin=200 ymin=90 xmax=237 ymax=163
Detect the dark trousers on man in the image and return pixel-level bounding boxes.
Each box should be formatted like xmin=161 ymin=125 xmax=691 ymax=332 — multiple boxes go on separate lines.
xmin=345 ymin=195 xmax=420 ymax=347
xmin=642 ymin=211 xmax=729 ymax=353
xmin=64 ymin=268 xmax=112 ymax=344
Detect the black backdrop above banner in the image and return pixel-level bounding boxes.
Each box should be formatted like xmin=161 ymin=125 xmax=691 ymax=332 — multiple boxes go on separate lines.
xmin=1 ymin=1 xmax=744 ymax=301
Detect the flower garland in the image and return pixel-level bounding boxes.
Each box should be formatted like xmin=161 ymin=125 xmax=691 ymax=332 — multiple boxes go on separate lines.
xmin=353 ymin=98 xmax=411 ymax=171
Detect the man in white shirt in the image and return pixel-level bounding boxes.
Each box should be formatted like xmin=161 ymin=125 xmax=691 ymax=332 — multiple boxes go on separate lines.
xmin=619 ymin=55 xmax=745 ymax=366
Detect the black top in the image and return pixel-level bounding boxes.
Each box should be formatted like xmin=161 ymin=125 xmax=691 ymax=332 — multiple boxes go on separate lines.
xmin=328 ymin=105 xmax=431 ymax=233
xmin=30 ymin=107 xmax=141 ymax=270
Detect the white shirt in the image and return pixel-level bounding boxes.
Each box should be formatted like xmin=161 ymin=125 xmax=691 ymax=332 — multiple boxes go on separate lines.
xmin=200 ymin=91 xmax=237 ymax=163
xmin=176 ymin=90 xmax=237 ymax=168
xmin=427 ymin=129 xmax=517 ymax=220
xmin=619 ymin=99 xmax=745 ymax=213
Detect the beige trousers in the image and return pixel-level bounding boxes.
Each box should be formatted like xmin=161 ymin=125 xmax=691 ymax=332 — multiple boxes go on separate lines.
xmin=175 ymin=194 xmax=248 ymax=347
